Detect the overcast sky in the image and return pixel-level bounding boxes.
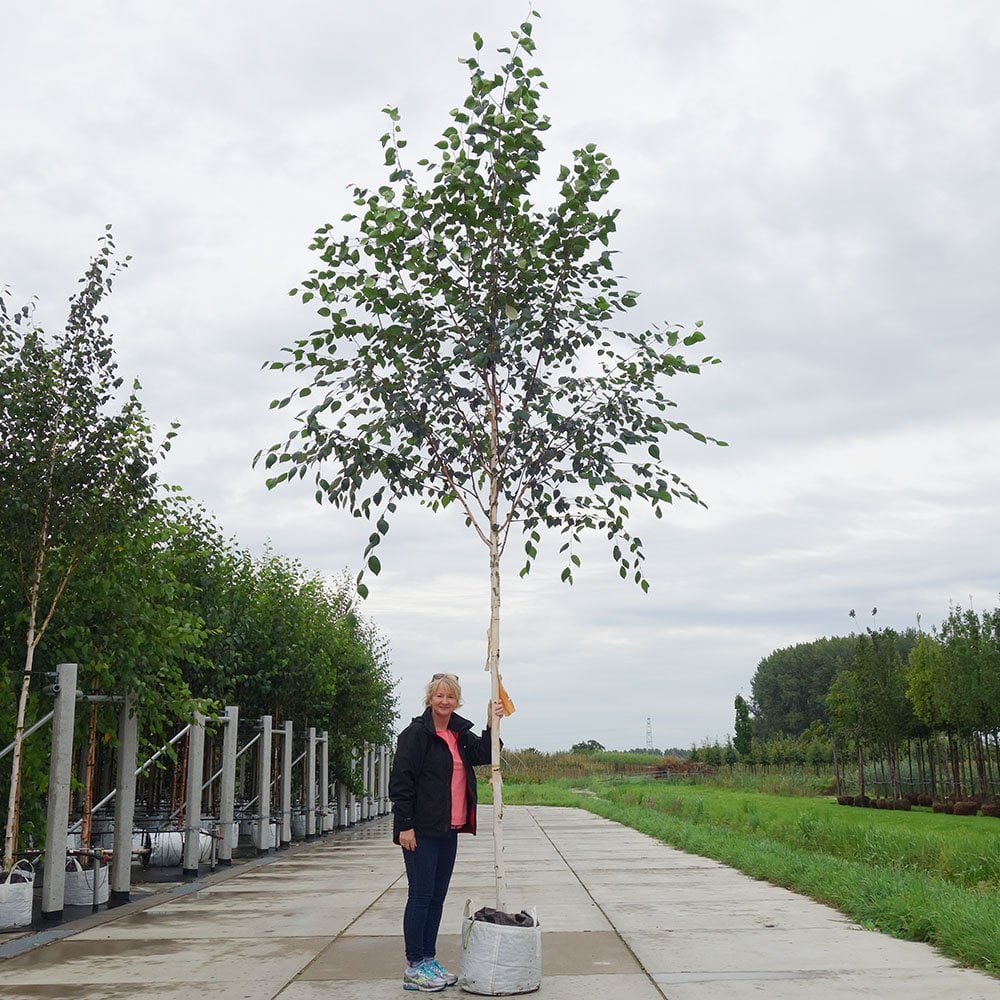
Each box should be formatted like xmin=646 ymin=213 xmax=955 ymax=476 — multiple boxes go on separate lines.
xmin=3 ymin=1 xmax=999 ymax=752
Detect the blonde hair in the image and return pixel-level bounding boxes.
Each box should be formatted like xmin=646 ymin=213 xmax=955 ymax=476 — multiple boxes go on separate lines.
xmin=424 ymin=672 xmax=463 ymax=708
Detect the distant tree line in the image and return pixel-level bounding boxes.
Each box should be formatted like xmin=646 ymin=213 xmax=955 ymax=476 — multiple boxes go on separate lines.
xmin=568 ymin=740 xmax=690 ymax=757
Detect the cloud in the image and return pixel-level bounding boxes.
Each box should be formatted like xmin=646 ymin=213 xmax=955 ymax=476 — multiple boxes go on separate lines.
xmin=3 ymin=0 xmax=999 ymax=752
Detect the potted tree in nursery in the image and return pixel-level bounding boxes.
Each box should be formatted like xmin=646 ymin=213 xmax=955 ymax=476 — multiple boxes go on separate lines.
xmin=259 ymin=13 xmax=725 ymax=993
xmin=1 ymin=230 xmax=164 ymax=924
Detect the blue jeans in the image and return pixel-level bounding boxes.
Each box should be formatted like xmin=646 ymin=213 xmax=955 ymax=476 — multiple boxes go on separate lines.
xmin=402 ymin=831 xmax=459 ymax=965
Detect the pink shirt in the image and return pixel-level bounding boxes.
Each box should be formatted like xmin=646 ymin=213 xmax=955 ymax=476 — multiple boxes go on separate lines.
xmin=436 ymin=728 xmax=467 ymax=828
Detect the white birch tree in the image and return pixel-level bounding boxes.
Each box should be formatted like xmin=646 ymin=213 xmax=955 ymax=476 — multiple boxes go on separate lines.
xmin=1 ymin=229 xmax=162 ymax=871
xmin=259 ymin=16 xmax=726 ymax=910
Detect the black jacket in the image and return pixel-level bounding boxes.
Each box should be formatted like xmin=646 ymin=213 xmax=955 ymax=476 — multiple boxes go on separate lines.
xmin=389 ymin=707 xmax=495 ymax=843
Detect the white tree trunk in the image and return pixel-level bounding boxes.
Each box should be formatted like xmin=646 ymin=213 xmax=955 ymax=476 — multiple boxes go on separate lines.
xmin=4 ymin=528 xmax=49 ymax=871
xmin=488 ymin=521 xmax=505 ymax=911
xmin=3 ymin=517 xmax=76 ymax=871
xmin=3 ymin=634 xmax=37 ymax=871
xmin=486 ymin=400 xmax=506 ymax=911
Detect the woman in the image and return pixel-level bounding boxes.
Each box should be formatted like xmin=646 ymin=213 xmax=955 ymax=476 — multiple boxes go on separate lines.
xmin=389 ymin=672 xmax=502 ymax=992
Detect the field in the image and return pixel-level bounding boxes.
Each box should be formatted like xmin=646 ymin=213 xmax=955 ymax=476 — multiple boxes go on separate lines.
xmin=480 ymin=759 xmax=1000 ymax=977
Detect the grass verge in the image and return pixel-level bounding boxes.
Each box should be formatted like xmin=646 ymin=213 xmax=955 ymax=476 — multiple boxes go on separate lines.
xmin=483 ymin=778 xmax=1000 ymax=977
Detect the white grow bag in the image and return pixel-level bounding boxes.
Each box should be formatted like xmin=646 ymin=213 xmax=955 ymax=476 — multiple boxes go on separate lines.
xmin=0 ymin=860 xmax=34 ymax=929
xmin=145 ymin=830 xmax=214 ymax=867
xmin=458 ymin=899 xmax=541 ymax=996
xmin=64 ymin=857 xmax=109 ymax=907
xmin=248 ymin=819 xmax=278 ymax=850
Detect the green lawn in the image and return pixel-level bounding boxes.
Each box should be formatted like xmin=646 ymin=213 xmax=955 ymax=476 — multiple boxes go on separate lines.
xmin=483 ymin=778 xmax=1000 ymax=977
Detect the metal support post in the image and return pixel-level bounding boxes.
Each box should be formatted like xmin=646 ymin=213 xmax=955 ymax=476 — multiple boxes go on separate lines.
xmin=305 ymin=727 xmax=317 ymax=839
xmin=319 ymin=730 xmax=330 ymax=833
xmin=255 ymin=715 xmax=273 ymax=854
xmin=218 ymin=705 xmax=239 ymax=865
xmin=280 ymin=720 xmax=293 ymax=848
xmin=110 ymin=692 xmax=138 ymax=905
xmin=182 ymin=712 xmax=206 ymax=877
xmin=41 ymin=663 xmax=79 ymax=923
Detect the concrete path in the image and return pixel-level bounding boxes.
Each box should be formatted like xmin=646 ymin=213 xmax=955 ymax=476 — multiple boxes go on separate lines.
xmin=1 ymin=805 xmax=998 ymax=999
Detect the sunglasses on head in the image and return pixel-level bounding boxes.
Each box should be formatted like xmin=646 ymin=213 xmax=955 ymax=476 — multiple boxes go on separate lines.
xmin=432 ymin=672 xmax=459 ymax=680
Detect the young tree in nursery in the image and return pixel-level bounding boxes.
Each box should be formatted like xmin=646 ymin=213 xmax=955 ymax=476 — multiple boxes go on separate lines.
xmin=733 ymin=694 xmax=753 ymax=758
xmin=0 ymin=228 xmax=167 ymax=871
xmin=154 ymin=496 xmax=255 ymax=704
xmin=206 ymin=545 xmax=395 ymax=757
xmin=830 ymin=621 xmax=911 ymax=800
xmin=323 ymin=607 xmax=396 ymax=786
xmin=828 ymin=666 xmax=864 ymax=798
xmin=42 ymin=495 xmax=210 ymax=852
xmin=923 ymin=605 xmax=1000 ymax=797
xmin=258 ymin=17 xmax=725 ymax=908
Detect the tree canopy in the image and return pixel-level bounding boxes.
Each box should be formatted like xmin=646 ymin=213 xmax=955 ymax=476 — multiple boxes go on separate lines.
xmin=259 ymin=15 xmax=725 ymax=596
xmin=733 ymin=694 xmax=752 ymax=757
xmin=258 ymin=16 xmax=725 ymax=908
xmin=750 ymin=636 xmax=855 ymax=739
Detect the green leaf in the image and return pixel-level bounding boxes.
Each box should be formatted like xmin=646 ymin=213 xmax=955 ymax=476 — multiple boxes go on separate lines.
xmin=368 ymin=555 xmax=382 ymax=575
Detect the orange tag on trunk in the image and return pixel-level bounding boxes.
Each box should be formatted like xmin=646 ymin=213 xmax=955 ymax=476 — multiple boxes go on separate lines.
xmin=498 ymin=678 xmax=516 ymax=717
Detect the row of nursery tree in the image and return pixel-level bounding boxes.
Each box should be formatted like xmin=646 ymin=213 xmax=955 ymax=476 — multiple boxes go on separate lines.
xmin=729 ymin=608 xmax=1000 ymax=800
xmin=690 ymin=721 xmax=833 ymax=772
xmin=1 ymin=231 xmax=396 ymax=871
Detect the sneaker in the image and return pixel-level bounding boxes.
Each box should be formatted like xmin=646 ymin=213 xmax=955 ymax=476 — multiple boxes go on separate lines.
xmin=403 ymin=962 xmax=447 ymax=992
xmin=423 ymin=958 xmax=458 ymax=986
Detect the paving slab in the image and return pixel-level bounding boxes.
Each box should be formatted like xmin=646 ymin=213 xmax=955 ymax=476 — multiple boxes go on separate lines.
xmin=599 ymin=893 xmax=845 ymax=931
xmin=0 ymin=934 xmax=325 ymax=985
xmin=1 ymin=804 xmax=998 ymax=1000
xmin=652 ymin=968 xmax=1000 ymax=1000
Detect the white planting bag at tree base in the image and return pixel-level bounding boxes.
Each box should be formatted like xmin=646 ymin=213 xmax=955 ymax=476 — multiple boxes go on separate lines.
xmin=0 ymin=860 xmax=34 ymax=928
xmin=63 ymin=856 xmax=109 ymax=907
xmin=458 ymin=898 xmax=541 ymax=995
xmin=144 ymin=829 xmax=215 ymax=867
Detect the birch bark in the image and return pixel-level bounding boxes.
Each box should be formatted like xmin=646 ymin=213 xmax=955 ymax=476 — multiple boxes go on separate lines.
xmin=487 ymin=401 xmax=506 ymax=911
